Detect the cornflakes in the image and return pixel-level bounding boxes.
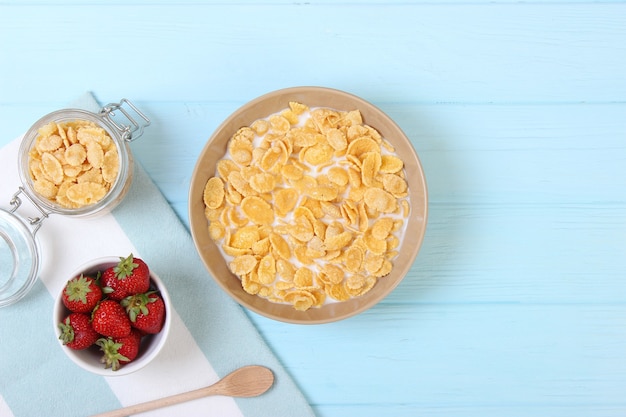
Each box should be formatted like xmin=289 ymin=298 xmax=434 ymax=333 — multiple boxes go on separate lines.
xmin=249 ymin=172 xmax=276 ymax=194
xmin=364 ymin=188 xmax=398 ymax=213
xmin=241 ymin=196 xmax=274 ymax=225
xmin=203 ymin=102 xmax=411 ymax=310
xmin=65 ymin=143 xmax=87 ymax=166
xmin=203 ymin=177 xmax=225 ymax=210
xmin=27 ymin=120 xmax=120 ymax=208
xmin=41 ymin=153 xmax=64 ymax=184
xmin=230 ymin=254 xmax=258 ymax=276
xmin=269 ymin=232 xmax=291 ymax=261
xmin=294 ymin=267 xmax=314 ymax=288
xmin=66 ymin=182 xmax=107 ymax=206
xmin=257 ymin=254 xmax=277 ymax=285
xmin=231 ymin=225 xmax=260 ymax=249
xmin=380 ymin=154 xmax=404 ymax=173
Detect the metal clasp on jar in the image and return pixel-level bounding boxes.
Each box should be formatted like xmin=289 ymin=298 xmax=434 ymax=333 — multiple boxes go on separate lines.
xmin=9 ymin=187 xmax=49 ymax=236
xmin=100 ymin=98 xmax=151 ymax=142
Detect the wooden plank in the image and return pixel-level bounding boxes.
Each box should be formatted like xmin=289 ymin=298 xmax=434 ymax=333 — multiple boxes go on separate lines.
xmin=3 ymin=0 xmax=625 ymax=4
xmin=394 ymin=203 xmax=626 ymax=304
xmin=2 ymin=101 xmax=625 ymax=217
xmin=248 ymin=303 xmax=626 ymax=412
xmin=314 ymin=404 xmax=626 ymax=417
xmin=0 ymin=3 xmax=625 ymax=103
xmin=124 ymin=102 xmax=626 ymax=213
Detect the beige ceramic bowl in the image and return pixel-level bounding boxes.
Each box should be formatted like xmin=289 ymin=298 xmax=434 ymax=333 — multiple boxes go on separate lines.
xmin=189 ymin=86 xmax=427 ymax=324
xmin=53 ymin=256 xmax=172 ymax=376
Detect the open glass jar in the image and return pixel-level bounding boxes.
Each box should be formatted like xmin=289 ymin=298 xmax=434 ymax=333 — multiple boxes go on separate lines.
xmin=0 ymin=99 xmax=149 ymax=307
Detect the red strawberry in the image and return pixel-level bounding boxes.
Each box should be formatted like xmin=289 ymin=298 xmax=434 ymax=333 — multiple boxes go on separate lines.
xmin=96 ymin=329 xmax=142 ymax=371
xmin=91 ymin=300 xmax=131 ymax=338
xmin=61 ymin=274 xmax=102 ymax=313
xmin=121 ymin=291 xmax=166 ymax=334
xmin=58 ymin=313 xmax=99 ymax=350
xmin=102 ymin=254 xmax=150 ymax=301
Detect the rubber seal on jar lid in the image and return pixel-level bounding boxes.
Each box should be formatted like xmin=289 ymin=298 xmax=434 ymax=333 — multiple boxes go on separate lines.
xmin=0 ymin=208 xmax=40 ymax=308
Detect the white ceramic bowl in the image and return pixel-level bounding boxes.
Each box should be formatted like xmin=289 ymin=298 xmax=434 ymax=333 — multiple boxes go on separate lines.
xmin=53 ymin=256 xmax=172 ymax=376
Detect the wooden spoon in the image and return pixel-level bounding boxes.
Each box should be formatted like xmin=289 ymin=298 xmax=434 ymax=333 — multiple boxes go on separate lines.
xmin=90 ymin=365 xmax=274 ymax=417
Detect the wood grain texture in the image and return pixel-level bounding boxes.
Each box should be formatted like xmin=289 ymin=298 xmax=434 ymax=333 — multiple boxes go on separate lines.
xmin=91 ymin=366 xmax=274 ymax=417
xmin=1 ymin=4 xmax=625 ymax=103
xmin=1 ymin=1 xmax=625 ymax=416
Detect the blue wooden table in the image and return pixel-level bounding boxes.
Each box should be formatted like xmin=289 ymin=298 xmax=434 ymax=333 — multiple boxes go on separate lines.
xmin=1 ymin=2 xmax=625 ymax=416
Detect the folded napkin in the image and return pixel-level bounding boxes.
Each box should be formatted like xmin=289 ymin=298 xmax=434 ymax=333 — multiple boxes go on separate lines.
xmin=0 ymin=93 xmax=315 ymax=417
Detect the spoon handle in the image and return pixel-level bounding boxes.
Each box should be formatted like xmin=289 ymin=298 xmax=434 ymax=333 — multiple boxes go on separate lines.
xmin=91 ymin=385 xmax=222 ymax=417
xmin=90 ymin=365 xmax=273 ymax=417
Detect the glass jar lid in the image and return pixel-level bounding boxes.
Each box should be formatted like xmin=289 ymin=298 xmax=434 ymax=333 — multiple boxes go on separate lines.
xmin=0 ymin=206 xmax=40 ymax=307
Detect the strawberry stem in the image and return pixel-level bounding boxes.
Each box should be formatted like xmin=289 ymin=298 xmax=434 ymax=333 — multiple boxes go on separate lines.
xmin=64 ymin=275 xmax=93 ymax=304
xmin=121 ymin=291 xmax=158 ymax=322
xmin=113 ymin=254 xmax=139 ymax=280
xmin=96 ymin=338 xmax=130 ymax=371
xmin=58 ymin=317 xmax=75 ymax=345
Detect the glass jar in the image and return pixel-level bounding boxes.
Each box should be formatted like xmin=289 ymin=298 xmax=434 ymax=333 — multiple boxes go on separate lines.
xmin=0 ymin=98 xmax=149 ymax=308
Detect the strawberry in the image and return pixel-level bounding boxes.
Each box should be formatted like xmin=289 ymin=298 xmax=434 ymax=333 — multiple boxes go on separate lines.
xmin=96 ymin=329 xmax=142 ymax=371
xmin=61 ymin=274 xmax=102 ymax=313
xmin=58 ymin=313 xmax=99 ymax=350
xmin=121 ymin=291 xmax=166 ymax=334
xmin=91 ymin=299 xmax=131 ymax=338
xmin=102 ymin=254 xmax=151 ymax=301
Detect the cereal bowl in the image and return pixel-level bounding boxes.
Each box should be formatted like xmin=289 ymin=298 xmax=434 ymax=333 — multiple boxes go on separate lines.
xmin=53 ymin=256 xmax=172 ymax=376
xmin=189 ymin=86 xmax=428 ymax=324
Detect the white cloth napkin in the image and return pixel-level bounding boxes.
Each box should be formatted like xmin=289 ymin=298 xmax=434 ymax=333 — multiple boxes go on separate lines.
xmin=0 ymin=93 xmax=315 ymax=417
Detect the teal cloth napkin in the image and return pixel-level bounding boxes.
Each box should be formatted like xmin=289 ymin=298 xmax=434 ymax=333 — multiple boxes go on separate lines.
xmin=0 ymin=93 xmax=315 ymax=417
